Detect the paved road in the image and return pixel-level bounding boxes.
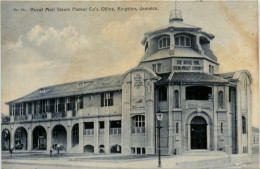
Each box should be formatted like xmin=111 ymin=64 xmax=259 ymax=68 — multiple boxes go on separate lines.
xmin=1 ymin=152 xmax=259 ymax=169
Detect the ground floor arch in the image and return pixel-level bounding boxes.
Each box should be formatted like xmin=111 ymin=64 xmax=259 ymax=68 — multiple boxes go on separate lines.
xmin=33 ymin=126 xmax=47 ymax=150
xmin=52 ymin=124 xmax=67 ymax=151
xmin=187 ymin=112 xmax=211 ymax=151
xmin=14 ymin=127 xmax=27 ymax=150
xmin=190 ymin=116 xmax=207 ymax=149
xmin=84 ymin=145 xmax=94 ymax=153
xmin=2 ymin=129 xmax=10 ymax=151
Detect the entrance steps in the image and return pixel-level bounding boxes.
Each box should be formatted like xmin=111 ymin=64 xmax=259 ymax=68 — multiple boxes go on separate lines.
xmin=182 ymin=150 xmax=227 ymax=156
xmin=175 ymin=151 xmax=230 ymax=168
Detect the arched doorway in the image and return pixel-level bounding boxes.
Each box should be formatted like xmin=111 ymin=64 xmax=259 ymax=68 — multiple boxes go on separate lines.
xmin=14 ymin=127 xmax=27 ymax=150
xmin=190 ymin=116 xmax=207 ymax=149
xmin=33 ymin=126 xmax=47 ymax=150
xmin=52 ymin=124 xmax=67 ymax=151
xmin=2 ymin=129 xmax=10 ymax=151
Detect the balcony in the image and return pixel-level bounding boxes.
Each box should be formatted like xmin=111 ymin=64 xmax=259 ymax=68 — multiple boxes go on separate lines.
xmin=99 ymin=129 xmax=104 ymax=135
xmin=110 ymin=128 xmax=121 ymax=135
xmin=14 ymin=115 xmax=27 ymax=121
xmin=186 ymin=100 xmax=213 ymax=110
xmin=52 ymin=112 xmax=67 ymax=119
xmin=84 ymin=129 xmax=94 ymax=135
xmin=33 ymin=113 xmax=47 ymax=120
xmin=131 ymin=127 xmax=145 ymax=134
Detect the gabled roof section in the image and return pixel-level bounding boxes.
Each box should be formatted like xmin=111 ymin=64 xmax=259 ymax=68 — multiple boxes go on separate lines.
xmin=157 ymin=72 xmax=229 ymax=84
xmin=7 ymin=74 xmax=122 ymax=104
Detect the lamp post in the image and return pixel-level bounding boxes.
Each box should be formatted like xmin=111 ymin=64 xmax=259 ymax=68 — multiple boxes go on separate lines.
xmin=156 ymin=112 xmax=163 ymax=168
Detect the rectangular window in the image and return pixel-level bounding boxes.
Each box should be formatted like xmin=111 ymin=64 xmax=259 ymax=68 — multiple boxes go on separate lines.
xmin=84 ymin=122 xmax=94 ymax=135
xmin=76 ymin=96 xmax=83 ymax=110
xmin=176 ymin=122 xmax=179 ymax=134
xmin=101 ymin=92 xmax=113 ymax=107
xmin=177 ymin=60 xmax=182 ymax=64
xmin=131 ymin=147 xmax=135 ymax=154
xmin=152 ymin=64 xmax=156 ymax=72
xmin=110 ymin=120 xmax=121 ymax=135
xmin=137 ymin=147 xmax=141 ymax=154
xmin=220 ymin=122 xmax=223 ymax=134
xmin=157 ymin=63 xmax=162 ymax=72
xmin=99 ymin=121 xmax=104 ymax=129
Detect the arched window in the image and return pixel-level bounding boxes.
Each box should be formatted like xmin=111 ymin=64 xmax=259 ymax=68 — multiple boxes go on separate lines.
xmin=131 ymin=115 xmax=145 ymax=134
xmin=175 ymin=35 xmax=191 ymax=47
xmin=174 ymin=90 xmax=179 ymax=108
xmin=242 ymin=116 xmax=247 ymax=134
xmin=218 ymin=91 xmax=224 ymax=109
xmin=158 ymin=36 xmax=170 ymax=49
xmin=159 ymin=86 xmax=167 ymax=101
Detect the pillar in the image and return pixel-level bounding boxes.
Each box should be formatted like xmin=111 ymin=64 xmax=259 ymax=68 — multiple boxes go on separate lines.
xmin=27 ymin=127 xmax=32 ymax=151
xmin=213 ymin=85 xmax=218 ymax=150
xmin=169 ymin=34 xmax=175 ymax=56
xmin=67 ymin=124 xmax=71 ymax=153
xmin=236 ymin=84 xmax=242 ymax=154
xmin=145 ymin=80 xmax=155 ymax=154
xmin=168 ymin=84 xmax=174 ymax=154
xmin=104 ymin=120 xmax=110 ymax=154
xmin=78 ymin=119 xmax=84 ymax=153
xmin=180 ymin=84 xmax=186 ymax=152
xmin=47 ymin=127 xmax=52 ymax=152
xmin=94 ymin=120 xmax=99 ymax=154
xmin=225 ymin=85 xmax=232 ymax=154
xmin=121 ymin=82 xmax=131 ymax=154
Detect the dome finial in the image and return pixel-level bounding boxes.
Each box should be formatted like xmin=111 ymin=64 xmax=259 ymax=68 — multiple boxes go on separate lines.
xmin=169 ymin=1 xmax=183 ymax=23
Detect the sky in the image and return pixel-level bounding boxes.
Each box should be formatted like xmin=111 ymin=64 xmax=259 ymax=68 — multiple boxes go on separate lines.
xmin=1 ymin=1 xmax=259 ymax=127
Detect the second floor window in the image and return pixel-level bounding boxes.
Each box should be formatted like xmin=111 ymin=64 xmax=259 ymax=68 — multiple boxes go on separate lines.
xmin=101 ymin=92 xmax=113 ymax=107
xmin=175 ymin=35 xmax=191 ymax=47
xmin=158 ymin=36 xmax=170 ymax=49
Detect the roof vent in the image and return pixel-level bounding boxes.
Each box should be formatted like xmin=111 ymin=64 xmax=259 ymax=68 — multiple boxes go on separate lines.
xmin=169 ymin=9 xmax=183 ymax=23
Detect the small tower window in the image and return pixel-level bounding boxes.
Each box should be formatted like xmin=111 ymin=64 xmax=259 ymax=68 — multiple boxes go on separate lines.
xmin=242 ymin=116 xmax=247 ymax=134
xmin=145 ymin=42 xmax=149 ymax=52
xmin=175 ymin=35 xmax=191 ymax=47
xmin=158 ymin=36 xmax=170 ymax=49
xmin=174 ymin=90 xmax=179 ymax=108
xmin=218 ymin=91 xmax=224 ymax=109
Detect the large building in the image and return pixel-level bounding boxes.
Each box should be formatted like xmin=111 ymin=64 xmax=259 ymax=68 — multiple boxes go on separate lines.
xmin=1 ymin=10 xmax=252 ymax=155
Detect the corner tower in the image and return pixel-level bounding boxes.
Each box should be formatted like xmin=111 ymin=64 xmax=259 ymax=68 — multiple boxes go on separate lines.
xmin=139 ymin=10 xmax=218 ymax=75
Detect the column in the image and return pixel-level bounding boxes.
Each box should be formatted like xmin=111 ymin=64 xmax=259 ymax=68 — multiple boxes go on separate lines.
xmin=10 ymin=127 xmax=15 ymax=149
xmin=236 ymin=84 xmax=242 ymax=154
xmin=47 ymin=127 xmax=52 ymax=152
xmin=94 ymin=120 xmax=99 ymax=154
xmin=67 ymin=124 xmax=71 ymax=153
xmin=247 ymin=86 xmax=252 ymax=154
xmin=225 ymin=85 xmax=232 ymax=154
xmin=104 ymin=120 xmax=110 ymax=154
xmin=78 ymin=119 xmax=84 ymax=153
xmin=121 ymin=82 xmax=131 ymax=154
xmin=27 ymin=127 xmax=32 ymax=151
xmin=145 ymin=80 xmax=155 ymax=154
xmin=213 ymin=85 xmax=218 ymax=150
xmin=168 ymin=85 xmax=174 ymax=154
xmin=180 ymin=84 xmax=186 ymax=152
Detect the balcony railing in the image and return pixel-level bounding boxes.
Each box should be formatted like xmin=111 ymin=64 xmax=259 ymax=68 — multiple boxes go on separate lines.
xmin=131 ymin=127 xmax=145 ymax=134
xmin=33 ymin=113 xmax=47 ymax=120
xmin=99 ymin=129 xmax=104 ymax=135
xmin=110 ymin=128 xmax=121 ymax=135
xmin=84 ymin=129 xmax=94 ymax=135
xmin=52 ymin=112 xmax=67 ymax=119
xmin=186 ymin=100 xmax=213 ymax=110
xmin=14 ymin=115 xmax=27 ymax=121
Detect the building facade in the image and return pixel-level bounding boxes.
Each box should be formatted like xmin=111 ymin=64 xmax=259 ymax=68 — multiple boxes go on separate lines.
xmin=1 ymin=10 xmax=252 ymax=155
